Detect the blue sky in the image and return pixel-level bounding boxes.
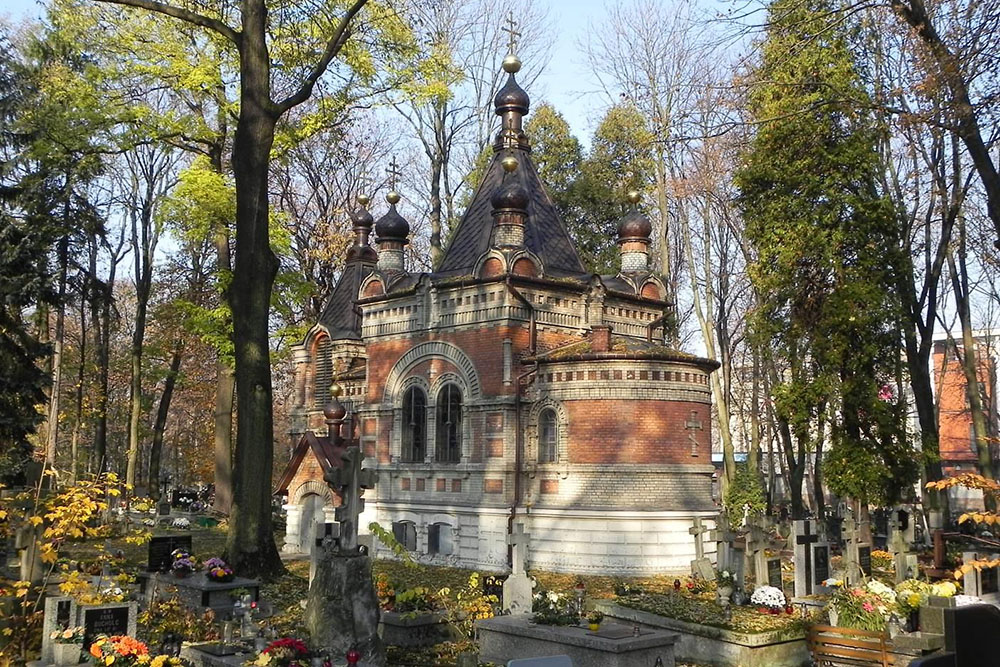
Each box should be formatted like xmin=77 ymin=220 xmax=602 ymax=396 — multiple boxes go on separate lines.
xmin=0 ymin=0 xmax=613 ymax=142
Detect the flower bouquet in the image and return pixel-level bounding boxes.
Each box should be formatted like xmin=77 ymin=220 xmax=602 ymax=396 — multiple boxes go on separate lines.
xmin=531 ymin=590 xmax=578 ymax=626
xmin=750 ymin=585 xmax=785 ymax=613
xmin=251 ymin=638 xmax=310 ymax=667
xmin=52 ymin=627 xmax=86 ymax=666
xmin=585 ymin=610 xmax=604 ymax=631
xmin=204 ymin=557 xmax=235 ymax=583
xmin=52 ymin=626 xmax=85 ymax=645
xmin=170 ymin=548 xmax=197 ymax=577
xmin=88 ymin=636 xmax=180 ymax=667
xmin=827 ymin=579 xmax=896 ymax=631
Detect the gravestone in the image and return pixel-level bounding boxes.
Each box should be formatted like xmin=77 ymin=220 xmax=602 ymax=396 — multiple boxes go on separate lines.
xmin=843 ymin=516 xmax=871 ymax=584
xmin=310 ymin=522 xmax=341 ymax=585
xmin=890 ymin=511 xmax=917 ymax=583
xmin=81 ymin=602 xmax=137 ymax=647
xmin=767 ymin=558 xmax=783 ymax=589
xmin=942 ymin=603 xmax=1000 ymax=667
xmin=746 ymin=522 xmax=769 ymax=587
xmin=710 ymin=513 xmax=744 ymax=588
xmin=147 ymin=534 xmax=192 ymax=572
xmin=962 ymin=552 xmax=1000 ymax=601
xmin=793 ymin=519 xmax=821 ymax=597
xmin=813 ymin=543 xmax=831 ymax=590
xmin=157 ymin=502 xmax=172 ymax=518
xmin=503 ymin=523 xmax=533 ymax=616
xmin=688 ymin=517 xmax=714 ymax=580
xmin=41 ymin=597 xmax=77 ymax=664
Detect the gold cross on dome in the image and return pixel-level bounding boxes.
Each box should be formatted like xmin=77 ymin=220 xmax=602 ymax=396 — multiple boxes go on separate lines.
xmin=386 ymin=157 xmax=402 ymax=191
xmin=503 ymin=11 xmax=521 ymax=54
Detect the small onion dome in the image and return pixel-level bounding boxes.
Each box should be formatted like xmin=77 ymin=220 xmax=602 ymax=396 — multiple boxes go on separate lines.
xmin=375 ymin=203 xmax=410 ymax=242
xmin=494 ymin=73 xmax=530 ymax=116
xmin=491 ymin=179 xmax=529 ymax=211
xmin=618 ymin=209 xmax=652 ymax=241
xmin=323 ymin=397 xmax=346 ymax=422
xmin=350 ymin=207 xmax=374 ymax=229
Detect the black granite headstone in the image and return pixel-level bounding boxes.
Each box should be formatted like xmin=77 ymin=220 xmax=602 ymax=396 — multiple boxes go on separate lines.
xmin=767 ymin=558 xmax=782 ymax=588
xmin=813 ymin=545 xmax=830 ymax=584
xmin=82 ymin=606 xmax=129 ymax=646
xmin=944 ymin=603 xmax=1000 ymax=667
xmin=147 ymin=535 xmax=192 ymax=572
xmin=982 ymin=566 xmax=999 ymax=595
xmin=858 ymin=546 xmax=872 ymax=576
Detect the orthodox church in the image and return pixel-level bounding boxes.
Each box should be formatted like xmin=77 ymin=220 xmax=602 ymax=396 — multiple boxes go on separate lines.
xmin=277 ymin=50 xmax=719 ymax=575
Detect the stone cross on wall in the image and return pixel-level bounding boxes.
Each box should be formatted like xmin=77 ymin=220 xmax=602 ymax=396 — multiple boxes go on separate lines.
xmin=325 ymin=446 xmax=378 ymax=553
xmin=685 ymin=411 xmax=703 ymax=457
xmin=507 ymin=523 xmax=530 ymax=575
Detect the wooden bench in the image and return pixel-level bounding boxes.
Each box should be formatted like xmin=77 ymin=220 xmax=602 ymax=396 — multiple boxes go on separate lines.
xmin=807 ymin=624 xmax=895 ymax=667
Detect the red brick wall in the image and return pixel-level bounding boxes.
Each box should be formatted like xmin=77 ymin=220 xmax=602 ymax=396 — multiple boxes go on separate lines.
xmin=934 ymin=343 xmax=993 ymax=470
xmin=565 ymin=400 xmax=710 ymax=464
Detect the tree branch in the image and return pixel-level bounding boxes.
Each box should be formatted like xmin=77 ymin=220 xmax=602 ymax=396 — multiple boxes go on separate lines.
xmin=92 ymin=0 xmax=240 ymax=45
xmin=275 ymin=0 xmax=369 ymax=114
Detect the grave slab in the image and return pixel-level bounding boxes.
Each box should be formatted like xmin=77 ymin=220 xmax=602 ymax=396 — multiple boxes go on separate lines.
xmin=477 ymin=616 xmax=677 ymax=667
xmin=41 ymin=597 xmax=77 ymax=664
xmin=138 ymin=572 xmax=259 ymax=619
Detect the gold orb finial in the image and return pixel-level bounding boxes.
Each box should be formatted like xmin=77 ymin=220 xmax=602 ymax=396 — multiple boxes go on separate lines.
xmin=501 ymin=155 xmax=519 ymax=173
xmin=626 ymin=190 xmax=641 ymax=205
xmin=386 ymin=190 xmax=400 ymax=205
xmin=330 ymin=382 xmax=343 ymax=398
xmin=502 ymin=54 xmax=522 ymax=74
xmin=357 ymin=193 xmax=370 ymax=207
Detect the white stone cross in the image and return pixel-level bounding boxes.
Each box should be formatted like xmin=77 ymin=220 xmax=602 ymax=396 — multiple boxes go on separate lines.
xmin=685 ymin=411 xmax=704 ymax=456
xmin=689 ymin=517 xmax=708 ymax=561
xmin=507 ymin=523 xmax=530 ymax=575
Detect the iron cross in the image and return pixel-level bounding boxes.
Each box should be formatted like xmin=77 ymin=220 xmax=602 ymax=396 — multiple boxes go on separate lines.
xmin=386 ymin=157 xmax=401 ymax=191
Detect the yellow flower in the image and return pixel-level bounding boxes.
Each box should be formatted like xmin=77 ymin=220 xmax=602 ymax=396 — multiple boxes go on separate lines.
xmin=138 ymin=656 xmax=150 ymax=665
xmin=151 ymin=655 xmax=167 ymax=667
xmin=105 ymin=656 xmax=115 ymax=665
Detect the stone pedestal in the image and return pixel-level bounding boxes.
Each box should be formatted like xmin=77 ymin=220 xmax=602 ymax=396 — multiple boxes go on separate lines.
xmin=477 ymin=616 xmax=677 ymax=667
xmin=305 ymin=550 xmax=384 ymax=666
xmin=503 ymin=572 xmax=533 ymax=616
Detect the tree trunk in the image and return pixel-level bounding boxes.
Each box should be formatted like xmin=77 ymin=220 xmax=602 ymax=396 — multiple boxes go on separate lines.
xmin=213 ymin=359 xmax=235 ymax=514
xmin=428 ymin=105 xmax=445 ymax=268
xmin=890 ymin=0 xmax=1000 ymax=246
xmin=45 ymin=233 xmax=69 ymax=468
xmin=70 ymin=300 xmax=86 ymax=483
xmin=149 ymin=342 xmax=183 ymax=500
xmin=224 ymin=4 xmax=284 ymax=577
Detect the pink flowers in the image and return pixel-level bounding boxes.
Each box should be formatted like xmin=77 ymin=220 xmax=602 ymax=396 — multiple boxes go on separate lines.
xmin=878 ymin=384 xmax=894 ymax=401
xmin=862 ymin=602 xmax=875 ymax=612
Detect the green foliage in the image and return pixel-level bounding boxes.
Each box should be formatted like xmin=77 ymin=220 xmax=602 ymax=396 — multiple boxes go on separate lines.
xmin=369 ymin=521 xmax=416 ymax=567
xmin=571 ymin=104 xmax=654 ymax=273
xmin=723 ymin=463 xmax=765 ymax=529
xmin=138 ymin=596 xmax=218 ymax=645
xmin=735 ymin=0 xmax=915 ymax=505
xmin=526 ymin=103 xmax=583 ymax=218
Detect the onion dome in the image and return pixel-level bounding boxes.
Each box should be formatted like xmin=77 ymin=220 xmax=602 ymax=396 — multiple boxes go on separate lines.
xmin=374 ymin=191 xmax=410 ymax=243
xmin=345 ymin=194 xmax=378 ymax=263
xmin=491 ymin=180 xmax=530 ymax=211
xmin=324 ymin=385 xmax=347 ymax=421
xmin=618 ymin=191 xmax=652 ymax=240
xmin=494 ymin=56 xmax=529 ymax=116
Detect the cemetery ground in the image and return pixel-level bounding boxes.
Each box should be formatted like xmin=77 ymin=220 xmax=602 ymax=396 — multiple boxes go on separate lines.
xmin=5 ymin=518 xmax=800 ymax=667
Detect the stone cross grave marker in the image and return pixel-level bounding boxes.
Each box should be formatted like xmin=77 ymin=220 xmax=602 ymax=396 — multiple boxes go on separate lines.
xmin=890 ymin=509 xmax=917 ymax=583
xmin=326 ymin=446 xmax=377 ymax=553
xmin=747 ymin=522 xmax=770 ymax=588
xmin=710 ymin=512 xmax=743 ymax=587
xmin=41 ymin=596 xmax=77 ymax=664
xmin=689 ymin=517 xmax=714 ymax=580
xmin=684 ymin=411 xmax=703 ymax=457
xmin=310 ymin=521 xmax=342 ymax=585
xmin=794 ymin=519 xmax=820 ymax=597
xmin=843 ymin=515 xmax=871 ymax=584
xmin=503 ymin=523 xmax=533 ymax=615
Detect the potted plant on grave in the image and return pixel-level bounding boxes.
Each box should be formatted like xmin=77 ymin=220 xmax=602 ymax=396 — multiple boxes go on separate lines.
xmin=88 ymin=635 xmax=181 ymax=667
xmin=51 ymin=626 xmax=85 ymax=665
xmin=749 ymin=585 xmax=786 ymax=614
xmin=204 ymin=557 xmax=235 ymax=583
xmin=716 ymin=570 xmax=735 ymax=604
xmin=895 ymin=579 xmax=931 ymax=632
xmin=169 ymin=548 xmax=197 ymax=578
xmin=585 ymin=610 xmax=604 ymax=632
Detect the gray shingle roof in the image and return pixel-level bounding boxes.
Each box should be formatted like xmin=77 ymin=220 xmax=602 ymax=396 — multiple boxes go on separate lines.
xmin=434 ymin=150 xmax=587 ymax=279
xmin=318 ymin=261 xmax=373 ymax=340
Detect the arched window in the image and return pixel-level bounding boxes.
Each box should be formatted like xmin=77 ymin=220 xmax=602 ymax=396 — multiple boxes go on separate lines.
xmin=392 ymin=520 xmax=417 ymax=551
xmin=427 ymin=523 xmax=454 ymax=555
xmin=435 ymin=384 xmax=462 ymax=463
xmin=401 ymin=386 xmax=427 ymax=462
xmin=538 ymin=408 xmax=558 ymax=463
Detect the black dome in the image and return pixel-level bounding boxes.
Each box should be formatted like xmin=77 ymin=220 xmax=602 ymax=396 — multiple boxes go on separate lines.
xmin=618 ymin=209 xmax=652 ymax=240
xmin=491 ymin=179 xmax=529 ymax=211
xmin=350 ymin=208 xmax=374 ymax=228
xmin=375 ymin=204 xmax=410 ymax=242
xmin=494 ymin=73 xmax=530 ymax=116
